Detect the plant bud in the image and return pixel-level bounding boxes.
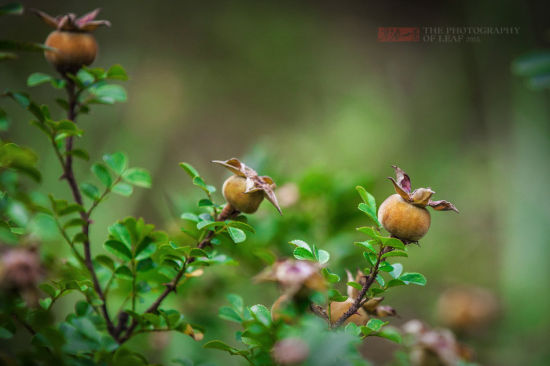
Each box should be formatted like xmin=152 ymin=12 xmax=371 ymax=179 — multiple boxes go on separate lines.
xmin=272 ymin=338 xmax=309 ymax=365
xmin=436 ymin=286 xmax=498 ymax=331
xmin=0 ymin=247 xmax=41 ymax=289
xmin=222 ymin=175 xmax=264 ymax=213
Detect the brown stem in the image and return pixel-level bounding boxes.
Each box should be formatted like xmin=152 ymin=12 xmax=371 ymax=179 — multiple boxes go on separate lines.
xmin=60 ymin=77 xmax=116 ymax=338
xmin=118 ymin=203 xmax=238 ymax=343
xmin=332 ymin=246 xmax=390 ymax=328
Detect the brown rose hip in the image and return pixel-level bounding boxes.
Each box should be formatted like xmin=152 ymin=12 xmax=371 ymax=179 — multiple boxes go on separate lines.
xmin=378 ymin=166 xmax=458 ymax=242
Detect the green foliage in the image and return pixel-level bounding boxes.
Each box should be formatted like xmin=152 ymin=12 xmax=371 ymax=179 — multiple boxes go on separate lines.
xmin=0 ymin=20 xmax=435 ymax=364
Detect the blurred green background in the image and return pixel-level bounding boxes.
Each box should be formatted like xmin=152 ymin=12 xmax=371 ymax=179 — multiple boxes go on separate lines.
xmin=1 ymin=0 xmax=550 ymax=365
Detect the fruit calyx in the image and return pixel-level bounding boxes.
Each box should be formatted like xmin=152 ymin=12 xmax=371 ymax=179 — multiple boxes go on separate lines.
xmin=388 ymin=165 xmax=459 ymax=212
xmin=32 ymin=8 xmax=110 ymax=32
xmin=213 ymin=158 xmax=282 ymax=214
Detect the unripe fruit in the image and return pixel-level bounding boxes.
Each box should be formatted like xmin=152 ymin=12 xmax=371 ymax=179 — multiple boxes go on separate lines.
xmin=222 ymin=175 xmax=264 ymax=213
xmin=378 ymin=194 xmax=431 ymax=241
xmin=214 ymin=158 xmax=282 ymax=214
xmin=272 ymin=338 xmax=309 ymax=365
xmin=45 ymin=31 xmax=98 ymax=74
xmin=33 ymin=9 xmax=110 ymax=74
xmin=436 ymin=286 xmax=498 ymax=331
xmin=330 ymin=300 xmax=369 ymax=326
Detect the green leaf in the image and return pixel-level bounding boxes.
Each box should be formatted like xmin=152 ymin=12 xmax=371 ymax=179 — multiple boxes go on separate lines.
xmin=112 ymin=182 xmax=133 ymax=196
xmin=366 ymin=318 xmax=387 ymax=332
xmin=203 ymin=340 xmax=241 ymax=355
xmin=289 ymin=239 xmax=311 ymax=251
xmin=39 ymin=297 xmax=52 ymax=310
xmin=379 ymin=237 xmax=406 ymax=250
xmin=512 ymin=51 xmax=550 ymax=76
xmin=179 ymin=162 xmax=200 ymax=179
xmin=317 ymin=249 xmax=330 ymax=264
xmin=375 ymin=274 xmax=385 ymax=287
xmin=104 ymin=240 xmax=132 ymax=261
xmin=389 ymin=263 xmax=403 ymax=278
xmin=376 ymin=326 xmax=402 ymax=344
xmin=90 ymin=84 xmax=127 ymax=103
xmin=399 ymin=272 xmax=426 ymax=286
xmin=123 ymin=168 xmax=152 ymax=188
xmin=108 ymin=223 xmax=132 ymax=247
xmin=76 ymin=69 xmax=95 ymax=86
xmin=181 ymin=213 xmax=199 ymax=222
xmin=135 ymin=239 xmax=155 ymax=260
xmin=63 ymin=218 xmax=86 ymax=229
xmin=250 ymin=304 xmax=271 ymax=326
xmin=354 ymin=240 xmax=376 ymax=253
xmin=68 ymin=148 xmax=89 ymax=161
xmin=293 ymin=247 xmax=315 ymax=261
xmin=0 ymin=3 xmax=23 ymax=15
xmin=95 ymin=255 xmax=115 ymax=271
xmin=114 ymin=265 xmax=133 ymax=279
xmin=39 ymin=283 xmax=60 ymax=298
xmin=80 ymin=183 xmax=100 ymax=200
xmin=103 ymin=152 xmax=127 ymax=174
xmin=381 ymin=250 xmax=408 ymax=259
xmin=356 ymin=186 xmax=376 ymax=210
xmin=363 ymin=252 xmax=377 ymax=266
xmin=358 ymin=203 xmax=381 ymax=226
xmin=218 ymin=306 xmax=242 ymax=323
xmin=0 ymin=52 xmax=16 ymax=61
xmin=198 ymin=198 xmax=213 ymax=207
xmin=27 ymin=72 xmax=52 ymax=87
xmin=227 ymin=226 xmax=246 ymax=243
xmin=107 ymin=64 xmax=128 ymax=80
xmin=226 ymin=294 xmax=244 ymax=313
xmin=192 ymin=176 xmax=215 ymax=193
xmin=357 ymin=227 xmax=382 ymax=242
xmin=190 ymin=248 xmax=208 ymax=257
xmin=322 ymin=268 xmax=340 ymax=283
xmin=0 ymin=108 xmax=9 ymax=131
xmin=226 ymin=220 xmax=255 ymax=233
xmin=386 ymin=279 xmax=406 ymax=288
xmin=91 ymin=163 xmax=112 ymax=187
xmin=328 ymin=289 xmax=348 ymax=302
xmin=347 ymin=281 xmax=362 ymax=290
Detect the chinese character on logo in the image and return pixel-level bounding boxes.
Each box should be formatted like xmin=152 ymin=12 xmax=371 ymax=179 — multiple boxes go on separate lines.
xmin=378 ymin=27 xmax=420 ymax=42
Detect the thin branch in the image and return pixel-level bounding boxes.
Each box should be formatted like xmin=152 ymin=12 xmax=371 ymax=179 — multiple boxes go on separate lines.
xmin=118 ymin=203 xmax=238 ymax=343
xmin=332 ymin=245 xmax=390 ymax=328
xmin=56 ymin=77 xmax=116 ymax=338
xmin=12 ymin=313 xmax=36 ymax=335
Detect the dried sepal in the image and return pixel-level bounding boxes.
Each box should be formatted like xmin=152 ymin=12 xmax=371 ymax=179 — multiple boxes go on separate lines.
xmin=32 ymin=8 xmax=110 ymax=32
xmin=389 ymin=177 xmax=411 ymax=201
xmin=213 ymin=158 xmax=282 ymax=214
xmin=389 ymin=166 xmax=458 ymax=212
xmin=392 ymin=165 xmax=411 ymax=193
xmin=183 ymin=324 xmax=204 ymax=341
xmin=363 ymin=297 xmax=384 ymax=312
xmin=428 ymin=199 xmax=459 ymax=213
xmin=411 ymin=188 xmax=435 ymax=206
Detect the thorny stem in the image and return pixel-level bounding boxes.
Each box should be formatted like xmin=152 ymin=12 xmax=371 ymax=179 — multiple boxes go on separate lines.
xmin=118 ymin=203 xmax=239 ymax=343
xmin=58 ymin=77 xmax=116 ymax=338
xmin=331 ymin=245 xmax=392 ymax=328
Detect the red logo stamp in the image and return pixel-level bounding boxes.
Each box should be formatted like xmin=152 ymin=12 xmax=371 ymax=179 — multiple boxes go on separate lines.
xmin=378 ymin=27 xmax=420 ymax=42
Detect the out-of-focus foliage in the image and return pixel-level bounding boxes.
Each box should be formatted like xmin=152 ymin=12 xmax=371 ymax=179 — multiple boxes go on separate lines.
xmin=1 ymin=0 xmax=549 ymax=365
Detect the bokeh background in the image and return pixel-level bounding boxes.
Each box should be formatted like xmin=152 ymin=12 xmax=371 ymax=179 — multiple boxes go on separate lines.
xmin=2 ymin=0 xmax=550 ymax=365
